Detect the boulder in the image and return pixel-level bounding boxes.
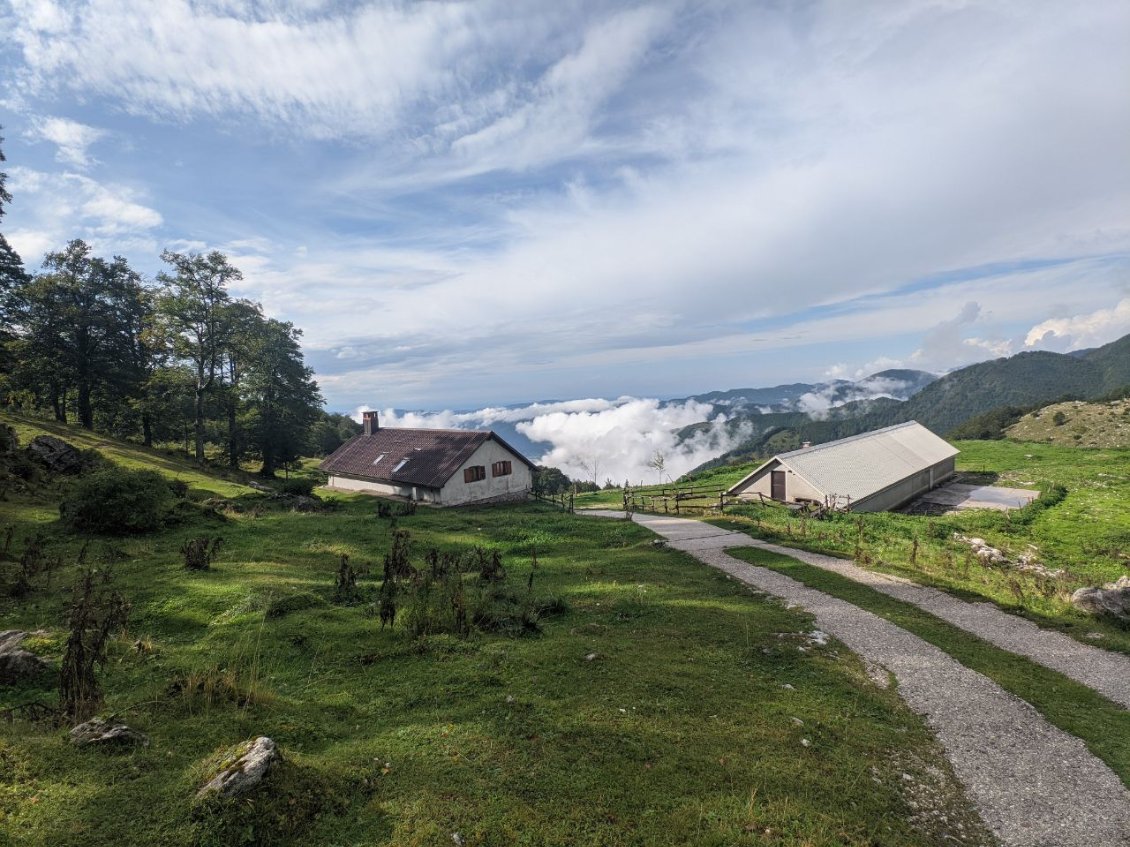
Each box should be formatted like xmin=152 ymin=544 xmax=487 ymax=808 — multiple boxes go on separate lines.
xmin=288 ymin=495 xmax=321 ymax=512
xmin=26 ymin=435 xmax=84 ymax=474
xmin=70 ymin=717 xmax=149 ymax=748
xmin=197 ymin=736 xmax=280 ymax=799
xmin=1071 ymin=577 xmax=1130 ymax=620
xmin=0 ymin=630 xmax=50 ymax=685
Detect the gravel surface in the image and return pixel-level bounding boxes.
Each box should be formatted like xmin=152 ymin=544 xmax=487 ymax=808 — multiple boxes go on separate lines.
xmin=729 ymin=533 xmax=1130 ymax=709
xmin=582 ymin=510 xmax=1130 ymax=847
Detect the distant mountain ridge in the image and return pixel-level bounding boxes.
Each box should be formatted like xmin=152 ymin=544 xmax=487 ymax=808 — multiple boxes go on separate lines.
xmin=673 ymin=368 xmax=938 ymax=414
xmin=692 ymin=332 xmax=1130 ymax=471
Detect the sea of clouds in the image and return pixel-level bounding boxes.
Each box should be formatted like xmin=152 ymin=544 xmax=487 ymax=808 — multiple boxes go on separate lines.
xmin=360 ymin=398 xmax=752 ymax=485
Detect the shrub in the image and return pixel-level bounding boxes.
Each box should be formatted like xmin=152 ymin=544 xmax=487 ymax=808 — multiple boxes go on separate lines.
xmin=181 ymin=537 xmax=223 ymax=571
xmin=279 ymin=478 xmax=316 ymax=497
xmin=265 ymin=591 xmax=326 ymax=619
xmin=332 ymin=554 xmax=363 ymax=604
xmin=60 ymin=467 xmax=177 ymax=534
xmin=168 ymin=479 xmax=190 ymax=499
xmin=61 ymin=566 xmax=131 ymax=722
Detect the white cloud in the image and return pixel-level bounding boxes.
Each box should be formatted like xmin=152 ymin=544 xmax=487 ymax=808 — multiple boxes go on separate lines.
xmin=4 ymin=166 xmax=163 ymax=262
xmin=27 ymin=116 xmax=105 ymax=167
xmin=361 ymin=397 xmax=751 ymax=484
xmin=1024 ymin=298 xmax=1130 ymax=352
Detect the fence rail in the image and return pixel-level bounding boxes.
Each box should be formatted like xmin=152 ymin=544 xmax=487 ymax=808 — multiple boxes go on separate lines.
xmin=622 ymin=485 xmax=742 ymax=515
xmin=534 ymin=491 xmax=574 ymax=513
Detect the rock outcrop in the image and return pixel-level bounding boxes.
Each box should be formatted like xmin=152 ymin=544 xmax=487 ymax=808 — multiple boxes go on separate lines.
xmin=70 ymin=717 xmax=149 ymax=747
xmin=0 ymin=630 xmax=50 ymax=685
xmin=1072 ymin=576 xmax=1130 ymax=620
xmin=197 ymin=736 xmax=280 ymax=799
xmin=26 ymin=435 xmax=84 ymax=474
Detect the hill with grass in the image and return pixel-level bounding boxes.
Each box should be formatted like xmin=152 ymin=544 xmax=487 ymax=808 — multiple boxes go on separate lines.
xmin=1006 ymin=398 xmax=1130 ymax=448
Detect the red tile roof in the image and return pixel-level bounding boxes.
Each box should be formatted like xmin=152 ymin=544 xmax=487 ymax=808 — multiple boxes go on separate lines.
xmin=318 ymin=427 xmax=532 ymax=490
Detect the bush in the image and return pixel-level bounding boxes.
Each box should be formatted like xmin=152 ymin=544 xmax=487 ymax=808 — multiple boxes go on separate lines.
xmin=265 ymin=591 xmax=326 ymax=619
xmin=181 ymin=537 xmax=223 ymax=571
xmin=279 ymin=478 xmax=316 ymax=497
xmin=60 ymin=467 xmax=177 ymax=534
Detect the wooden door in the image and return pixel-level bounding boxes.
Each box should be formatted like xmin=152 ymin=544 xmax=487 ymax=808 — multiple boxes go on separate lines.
xmin=770 ymin=470 xmax=786 ymax=501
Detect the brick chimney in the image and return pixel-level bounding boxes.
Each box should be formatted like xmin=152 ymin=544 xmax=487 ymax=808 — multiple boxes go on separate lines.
xmin=363 ymin=410 xmax=379 ymax=436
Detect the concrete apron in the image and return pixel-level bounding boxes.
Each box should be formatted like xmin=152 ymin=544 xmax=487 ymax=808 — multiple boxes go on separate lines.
xmin=580 ymin=509 xmax=1130 ymax=847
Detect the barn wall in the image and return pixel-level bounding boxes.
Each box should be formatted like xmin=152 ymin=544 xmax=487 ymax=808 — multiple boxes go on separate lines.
xmin=438 ymin=440 xmax=533 ymax=506
xmin=853 ymin=457 xmax=956 ymax=512
xmin=326 ymin=474 xmax=441 ymax=503
xmin=734 ymin=460 xmax=825 ymax=503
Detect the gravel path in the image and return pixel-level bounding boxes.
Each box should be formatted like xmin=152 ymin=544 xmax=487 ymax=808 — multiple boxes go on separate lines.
xmin=718 ymin=531 xmax=1130 ymax=709
xmin=582 ymin=510 xmax=1130 ymax=847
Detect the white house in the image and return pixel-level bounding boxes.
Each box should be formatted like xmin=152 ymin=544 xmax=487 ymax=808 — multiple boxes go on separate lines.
xmin=320 ymin=411 xmax=535 ymax=506
xmin=725 ymin=421 xmax=958 ymax=512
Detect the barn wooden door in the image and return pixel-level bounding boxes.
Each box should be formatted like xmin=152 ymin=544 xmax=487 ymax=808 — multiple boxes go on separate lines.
xmin=770 ymin=470 xmax=786 ymax=501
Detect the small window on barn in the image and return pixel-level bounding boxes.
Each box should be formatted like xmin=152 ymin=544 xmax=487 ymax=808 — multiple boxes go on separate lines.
xmin=464 ymin=465 xmax=486 ymax=483
xmin=392 ymin=458 xmax=410 ymax=473
xmin=492 ymin=460 xmax=512 ymax=477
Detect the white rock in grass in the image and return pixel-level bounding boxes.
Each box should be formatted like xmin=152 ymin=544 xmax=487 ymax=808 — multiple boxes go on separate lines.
xmin=196 ymin=736 xmax=279 ymax=799
xmin=70 ymin=717 xmax=149 ymax=748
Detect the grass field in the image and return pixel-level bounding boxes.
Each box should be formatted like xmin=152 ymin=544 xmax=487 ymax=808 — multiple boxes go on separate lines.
xmin=0 ymin=415 xmax=992 ymax=847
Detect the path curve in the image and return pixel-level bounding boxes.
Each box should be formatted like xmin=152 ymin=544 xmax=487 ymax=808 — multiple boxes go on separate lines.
xmin=582 ymin=510 xmax=1130 ymax=847
xmin=663 ymin=520 xmax=1130 ymax=708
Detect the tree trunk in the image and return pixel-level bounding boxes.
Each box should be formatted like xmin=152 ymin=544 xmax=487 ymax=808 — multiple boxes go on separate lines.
xmin=194 ymin=388 xmax=205 ymax=463
xmin=141 ymin=412 xmax=153 ymax=448
xmin=227 ymin=400 xmax=239 ymax=469
xmin=51 ymin=385 xmax=66 ymax=423
xmin=77 ymin=381 xmax=94 ymax=430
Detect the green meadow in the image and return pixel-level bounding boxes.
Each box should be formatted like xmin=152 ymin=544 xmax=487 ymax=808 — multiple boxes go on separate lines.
xmin=0 ymin=415 xmax=991 ymax=847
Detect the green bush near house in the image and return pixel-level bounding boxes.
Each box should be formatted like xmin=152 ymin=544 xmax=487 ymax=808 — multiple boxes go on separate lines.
xmin=59 ymin=466 xmax=178 ymax=534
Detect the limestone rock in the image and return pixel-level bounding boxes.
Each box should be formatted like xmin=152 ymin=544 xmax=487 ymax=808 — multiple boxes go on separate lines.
xmin=0 ymin=630 xmax=50 ymax=685
xmin=1072 ymin=576 xmax=1130 ymax=620
xmin=197 ymin=736 xmax=280 ymax=799
xmin=70 ymin=717 xmax=149 ymax=747
xmin=26 ymin=435 xmax=83 ymax=474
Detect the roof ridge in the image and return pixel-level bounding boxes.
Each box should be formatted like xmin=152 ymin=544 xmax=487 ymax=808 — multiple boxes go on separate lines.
xmin=777 ymin=420 xmax=921 ymax=458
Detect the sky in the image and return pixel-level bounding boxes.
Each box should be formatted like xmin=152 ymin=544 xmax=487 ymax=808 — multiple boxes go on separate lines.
xmin=1 ymin=0 xmax=1128 ymax=424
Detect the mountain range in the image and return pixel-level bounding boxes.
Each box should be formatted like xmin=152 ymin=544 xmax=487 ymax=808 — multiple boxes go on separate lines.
xmin=690 ymin=331 xmax=1130 ymax=471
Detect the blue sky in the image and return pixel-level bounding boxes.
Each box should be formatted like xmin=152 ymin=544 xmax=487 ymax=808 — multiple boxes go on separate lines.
xmin=1 ymin=0 xmax=1128 ymax=414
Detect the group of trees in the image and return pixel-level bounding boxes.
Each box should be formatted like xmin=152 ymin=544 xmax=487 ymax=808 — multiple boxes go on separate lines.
xmin=0 ymin=129 xmax=340 ymax=474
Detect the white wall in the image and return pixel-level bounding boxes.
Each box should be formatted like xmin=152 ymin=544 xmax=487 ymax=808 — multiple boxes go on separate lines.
xmin=735 ymin=460 xmax=825 ymax=504
xmin=438 ymin=440 xmax=533 ymax=506
xmin=326 ymin=474 xmax=440 ymax=502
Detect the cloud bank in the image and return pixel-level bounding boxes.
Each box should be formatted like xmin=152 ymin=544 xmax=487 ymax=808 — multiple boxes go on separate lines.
xmin=366 ymin=398 xmax=750 ymax=485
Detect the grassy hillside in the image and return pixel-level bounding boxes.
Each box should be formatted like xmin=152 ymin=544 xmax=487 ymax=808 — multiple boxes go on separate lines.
xmin=0 ymin=415 xmax=991 ymax=847
xmin=1006 ymin=399 xmax=1130 ymax=448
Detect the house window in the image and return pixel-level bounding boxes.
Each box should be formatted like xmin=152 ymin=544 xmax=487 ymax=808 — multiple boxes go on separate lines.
xmin=492 ymin=460 xmax=512 ymax=477
xmin=371 ymin=453 xmax=388 ymax=466
xmin=464 ymin=465 xmax=486 ymax=483
xmin=392 ymin=458 xmax=410 ymax=473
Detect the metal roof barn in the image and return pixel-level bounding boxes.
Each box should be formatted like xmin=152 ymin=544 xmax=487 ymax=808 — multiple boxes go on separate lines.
xmin=725 ymin=421 xmax=958 ymax=512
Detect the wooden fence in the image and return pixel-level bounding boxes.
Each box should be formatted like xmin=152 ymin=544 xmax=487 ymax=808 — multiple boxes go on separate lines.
xmin=534 ymin=490 xmax=574 ymax=513
xmin=622 ymin=484 xmax=743 ymax=515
